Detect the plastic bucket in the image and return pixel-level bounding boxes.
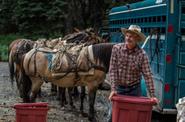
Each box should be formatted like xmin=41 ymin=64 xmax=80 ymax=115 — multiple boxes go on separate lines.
xmin=14 ymin=102 xmax=49 ymax=122
xmin=112 ymin=95 xmax=156 ymax=122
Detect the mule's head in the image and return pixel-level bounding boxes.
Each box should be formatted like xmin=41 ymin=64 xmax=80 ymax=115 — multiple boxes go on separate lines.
xmin=92 ymin=43 xmax=115 ymax=73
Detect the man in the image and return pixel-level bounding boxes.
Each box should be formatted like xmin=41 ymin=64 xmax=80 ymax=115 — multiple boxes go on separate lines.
xmin=108 ymin=25 xmax=158 ymax=122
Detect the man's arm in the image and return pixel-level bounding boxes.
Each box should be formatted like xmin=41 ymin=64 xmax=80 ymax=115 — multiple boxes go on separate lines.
xmin=109 ymin=45 xmax=119 ymax=91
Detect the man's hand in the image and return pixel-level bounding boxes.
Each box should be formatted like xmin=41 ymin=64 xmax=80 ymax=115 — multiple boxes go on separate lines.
xmin=151 ymin=97 xmax=159 ymax=104
xmin=108 ymin=91 xmax=117 ymax=101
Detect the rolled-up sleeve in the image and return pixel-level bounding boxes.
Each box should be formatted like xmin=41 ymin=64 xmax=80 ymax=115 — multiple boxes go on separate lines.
xmin=141 ymin=53 xmax=155 ymax=97
xmin=109 ymin=45 xmax=119 ymax=91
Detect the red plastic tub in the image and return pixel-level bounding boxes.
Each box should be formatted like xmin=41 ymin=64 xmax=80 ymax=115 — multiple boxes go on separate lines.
xmin=14 ymin=102 xmax=49 ymax=122
xmin=112 ymin=95 xmax=156 ymax=122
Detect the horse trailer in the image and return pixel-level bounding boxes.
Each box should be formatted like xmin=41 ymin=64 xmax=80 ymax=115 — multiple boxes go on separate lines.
xmin=109 ymin=0 xmax=185 ymax=114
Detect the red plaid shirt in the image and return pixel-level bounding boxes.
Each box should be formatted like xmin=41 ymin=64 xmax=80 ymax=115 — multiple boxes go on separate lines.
xmin=109 ymin=43 xmax=155 ymax=97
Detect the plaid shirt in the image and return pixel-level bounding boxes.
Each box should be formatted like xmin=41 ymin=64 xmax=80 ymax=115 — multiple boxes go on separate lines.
xmin=109 ymin=43 xmax=155 ymax=97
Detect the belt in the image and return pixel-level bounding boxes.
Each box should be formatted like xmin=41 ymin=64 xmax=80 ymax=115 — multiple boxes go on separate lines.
xmin=118 ymin=81 xmax=140 ymax=88
xmin=116 ymin=82 xmax=140 ymax=93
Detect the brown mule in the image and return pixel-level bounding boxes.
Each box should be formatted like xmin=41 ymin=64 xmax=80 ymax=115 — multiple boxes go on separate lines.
xmin=20 ymin=43 xmax=114 ymax=121
xmin=8 ymin=39 xmax=34 ymax=90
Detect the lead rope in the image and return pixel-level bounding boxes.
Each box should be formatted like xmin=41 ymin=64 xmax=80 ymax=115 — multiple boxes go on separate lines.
xmin=150 ymin=30 xmax=160 ymax=73
xmin=141 ymin=28 xmax=158 ymax=49
xmin=141 ymin=29 xmax=161 ymax=73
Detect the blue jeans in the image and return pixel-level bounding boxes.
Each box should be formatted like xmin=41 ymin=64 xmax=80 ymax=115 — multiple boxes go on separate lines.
xmin=107 ymin=84 xmax=141 ymax=122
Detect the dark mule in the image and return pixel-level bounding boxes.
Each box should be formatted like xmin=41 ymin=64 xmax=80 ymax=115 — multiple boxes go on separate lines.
xmin=8 ymin=39 xmax=34 ymax=90
xmin=20 ymin=43 xmax=114 ymax=121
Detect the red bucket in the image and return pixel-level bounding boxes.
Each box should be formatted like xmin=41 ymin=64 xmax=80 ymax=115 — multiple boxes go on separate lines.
xmin=14 ymin=102 xmax=49 ymax=122
xmin=112 ymin=95 xmax=156 ymax=122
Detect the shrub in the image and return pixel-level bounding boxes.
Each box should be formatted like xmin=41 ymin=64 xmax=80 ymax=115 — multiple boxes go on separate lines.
xmin=0 ymin=45 xmax=8 ymax=61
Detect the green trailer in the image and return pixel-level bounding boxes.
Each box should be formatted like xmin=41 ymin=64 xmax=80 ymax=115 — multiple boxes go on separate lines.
xmin=109 ymin=0 xmax=185 ymax=114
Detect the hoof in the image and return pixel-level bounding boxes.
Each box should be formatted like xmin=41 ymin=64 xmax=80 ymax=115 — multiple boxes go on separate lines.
xmin=81 ymin=112 xmax=88 ymax=117
xmin=23 ymin=97 xmax=30 ymax=103
xmin=88 ymin=117 xmax=97 ymax=122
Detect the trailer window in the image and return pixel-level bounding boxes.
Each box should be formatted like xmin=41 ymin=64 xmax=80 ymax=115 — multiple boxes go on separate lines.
xmin=128 ymin=19 xmax=131 ymax=23
xmin=182 ymin=7 xmax=185 ymax=14
xmin=157 ymin=16 xmax=161 ymax=22
xmin=141 ymin=18 xmax=144 ymax=23
xmin=153 ymin=16 xmax=157 ymax=22
xmin=125 ymin=19 xmax=128 ymax=24
xmin=149 ymin=17 xmax=152 ymax=22
xmin=162 ymin=16 xmax=166 ymax=22
xmin=138 ymin=18 xmax=140 ymax=23
xmin=161 ymin=28 xmax=166 ymax=34
xmin=181 ymin=28 xmax=185 ymax=34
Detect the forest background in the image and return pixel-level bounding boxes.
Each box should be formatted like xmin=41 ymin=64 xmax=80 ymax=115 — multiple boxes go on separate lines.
xmin=0 ymin=0 xmax=141 ymax=61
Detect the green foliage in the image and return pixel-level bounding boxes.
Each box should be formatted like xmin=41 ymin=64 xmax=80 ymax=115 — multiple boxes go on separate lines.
xmin=0 ymin=0 xmax=17 ymax=34
xmin=13 ymin=0 xmax=67 ymax=37
xmin=0 ymin=0 xmax=117 ymax=36
xmin=0 ymin=34 xmax=24 ymax=45
xmin=0 ymin=45 xmax=8 ymax=61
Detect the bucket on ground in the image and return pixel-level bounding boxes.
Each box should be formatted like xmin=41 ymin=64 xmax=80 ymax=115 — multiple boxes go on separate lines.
xmin=112 ymin=95 xmax=156 ymax=122
xmin=14 ymin=102 xmax=49 ymax=122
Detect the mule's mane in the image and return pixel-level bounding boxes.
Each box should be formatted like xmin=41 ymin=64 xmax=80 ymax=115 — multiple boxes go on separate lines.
xmin=92 ymin=43 xmax=114 ymax=73
xmin=62 ymin=28 xmax=102 ymax=45
xmin=33 ymin=28 xmax=103 ymax=50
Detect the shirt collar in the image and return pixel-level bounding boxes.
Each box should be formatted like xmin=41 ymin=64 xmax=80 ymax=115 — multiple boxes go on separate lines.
xmin=122 ymin=43 xmax=139 ymax=53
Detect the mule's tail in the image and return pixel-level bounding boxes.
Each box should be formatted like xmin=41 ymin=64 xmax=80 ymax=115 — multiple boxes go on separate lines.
xmin=8 ymin=49 xmax=14 ymax=83
xmin=19 ymin=55 xmax=32 ymax=102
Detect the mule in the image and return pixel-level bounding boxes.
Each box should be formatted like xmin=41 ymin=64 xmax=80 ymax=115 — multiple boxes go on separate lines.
xmin=9 ymin=29 xmax=105 ymax=108
xmin=8 ymin=39 xmax=77 ymax=103
xmin=8 ymin=39 xmax=34 ymax=89
xmin=20 ymin=43 xmax=114 ymax=121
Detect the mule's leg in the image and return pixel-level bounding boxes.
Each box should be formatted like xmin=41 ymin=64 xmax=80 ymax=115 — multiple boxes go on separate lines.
xmin=72 ymin=86 xmax=79 ymax=99
xmin=58 ymin=87 xmax=67 ymax=107
xmin=19 ymin=70 xmax=32 ymax=103
xmin=30 ymin=77 xmax=44 ymax=102
xmin=88 ymin=89 xmax=97 ymax=122
xmin=37 ymin=88 xmax=42 ymax=98
xmin=51 ymin=83 xmax=57 ymax=95
xmin=68 ymin=87 xmax=75 ymax=108
xmin=80 ymin=86 xmax=87 ymax=117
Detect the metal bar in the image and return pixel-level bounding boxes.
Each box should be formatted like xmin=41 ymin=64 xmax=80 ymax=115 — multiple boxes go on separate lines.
xmin=177 ymin=64 xmax=185 ymax=69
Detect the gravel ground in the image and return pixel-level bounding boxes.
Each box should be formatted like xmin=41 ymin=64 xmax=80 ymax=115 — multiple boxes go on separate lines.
xmin=0 ymin=62 xmax=111 ymax=122
xmin=0 ymin=62 xmax=177 ymax=122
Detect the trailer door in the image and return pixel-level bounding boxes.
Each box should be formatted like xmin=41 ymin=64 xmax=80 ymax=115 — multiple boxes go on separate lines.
xmin=176 ymin=1 xmax=185 ymax=101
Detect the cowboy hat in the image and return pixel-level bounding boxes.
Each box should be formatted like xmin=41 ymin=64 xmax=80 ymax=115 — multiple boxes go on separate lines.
xmin=121 ymin=25 xmax=146 ymax=42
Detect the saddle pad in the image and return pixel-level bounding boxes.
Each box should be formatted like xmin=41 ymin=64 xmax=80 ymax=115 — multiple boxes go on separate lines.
xmin=50 ymin=44 xmax=94 ymax=74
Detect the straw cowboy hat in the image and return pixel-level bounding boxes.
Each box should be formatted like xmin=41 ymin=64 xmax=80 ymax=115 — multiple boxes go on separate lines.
xmin=121 ymin=25 xmax=146 ymax=42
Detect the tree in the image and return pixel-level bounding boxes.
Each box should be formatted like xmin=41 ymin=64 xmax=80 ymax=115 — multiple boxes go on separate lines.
xmin=64 ymin=0 xmax=110 ymax=34
xmin=13 ymin=0 xmax=67 ymax=38
xmin=0 ymin=0 xmax=140 ymax=36
xmin=0 ymin=0 xmax=17 ymax=34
